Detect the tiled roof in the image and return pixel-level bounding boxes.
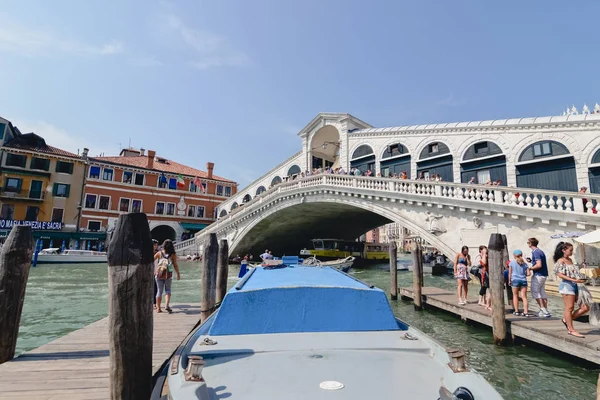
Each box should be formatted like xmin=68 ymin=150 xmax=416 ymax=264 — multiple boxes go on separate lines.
xmin=92 ymin=155 xmax=236 ymax=184
xmin=3 ymin=133 xmax=80 ymax=158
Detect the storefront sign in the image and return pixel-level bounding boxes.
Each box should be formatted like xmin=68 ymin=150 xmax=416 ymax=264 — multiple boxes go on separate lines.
xmin=0 ymin=220 xmax=63 ymax=230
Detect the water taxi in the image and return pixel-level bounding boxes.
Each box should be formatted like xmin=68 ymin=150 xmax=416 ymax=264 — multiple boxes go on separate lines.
xmin=36 ymin=248 xmax=107 ymax=264
xmin=300 ymin=238 xmax=389 ymax=264
xmin=152 ymin=263 xmax=502 ymax=399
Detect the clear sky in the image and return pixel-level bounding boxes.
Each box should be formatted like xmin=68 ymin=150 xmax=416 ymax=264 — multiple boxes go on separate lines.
xmin=1 ymin=1 xmax=599 ymax=186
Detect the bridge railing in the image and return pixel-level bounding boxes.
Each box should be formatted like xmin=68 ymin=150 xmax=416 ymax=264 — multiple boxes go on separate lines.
xmin=211 ymin=174 xmax=600 ymax=233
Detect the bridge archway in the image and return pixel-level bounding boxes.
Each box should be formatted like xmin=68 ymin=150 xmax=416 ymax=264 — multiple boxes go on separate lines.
xmin=310 ymin=125 xmax=340 ymax=170
xmin=589 ymin=148 xmax=600 ymax=194
xmin=287 ymin=165 xmax=301 ymax=177
xmin=242 ymin=194 xmax=252 ymax=203
xmin=516 ymin=140 xmax=577 ymax=192
xmin=460 ymin=140 xmax=507 ymax=185
xmin=230 ymin=202 xmax=239 ymax=211
xmin=271 ymin=176 xmax=282 ymax=186
xmin=350 ymin=144 xmax=375 ymax=174
xmin=416 ymin=141 xmax=453 ymax=181
xmin=380 ymin=143 xmax=410 ymax=177
xmin=151 ymin=225 xmax=176 ymax=244
xmin=256 ymin=186 xmax=266 ymax=196
xmin=219 ymin=209 xmax=228 ymax=217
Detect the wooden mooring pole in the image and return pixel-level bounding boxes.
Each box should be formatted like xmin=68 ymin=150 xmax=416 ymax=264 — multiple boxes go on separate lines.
xmin=389 ymin=240 xmax=398 ymax=300
xmin=411 ymin=242 xmax=424 ymax=310
xmin=107 ymin=213 xmax=154 ymax=400
xmin=201 ymin=233 xmax=218 ymax=323
xmin=0 ymin=226 xmax=33 ymax=364
xmin=216 ymin=239 xmax=229 ymax=305
xmin=501 ymin=234 xmax=512 ymax=306
xmin=488 ymin=233 xmax=507 ymax=345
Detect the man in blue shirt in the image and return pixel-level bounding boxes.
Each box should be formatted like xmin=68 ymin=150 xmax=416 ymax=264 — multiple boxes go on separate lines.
xmin=527 ymin=237 xmax=551 ymax=317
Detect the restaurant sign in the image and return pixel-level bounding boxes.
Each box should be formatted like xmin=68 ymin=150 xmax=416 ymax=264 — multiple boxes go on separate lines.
xmin=0 ymin=220 xmax=63 ymax=231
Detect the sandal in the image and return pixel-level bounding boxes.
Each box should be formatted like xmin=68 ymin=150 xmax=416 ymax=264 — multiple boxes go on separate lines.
xmin=157 ymin=308 xmax=163 ymax=313
xmin=166 ymin=306 xmax=173 ymax=313
xmin=513 ymin=311 xmax=522 ymax=316
xmin=568 ymin=331 xmax=585 ymax=338
xmin=561 ymin=319 xmax=569 ymax=330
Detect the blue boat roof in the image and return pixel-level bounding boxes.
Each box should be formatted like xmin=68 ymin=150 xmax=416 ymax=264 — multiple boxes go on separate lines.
xmin=207 ymin=266 xmax=403 ymax=336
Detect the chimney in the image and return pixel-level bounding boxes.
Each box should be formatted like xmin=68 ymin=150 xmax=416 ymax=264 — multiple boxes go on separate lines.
xmin=82 ymin=148 xmax=89 ymax=161
xmin=207 ymin=162 xmax=214 ymax=179
xmin=147 ymin=150 xmax=156 ymax=169
xmin=140 ymin=148 xmax=145 ymax=156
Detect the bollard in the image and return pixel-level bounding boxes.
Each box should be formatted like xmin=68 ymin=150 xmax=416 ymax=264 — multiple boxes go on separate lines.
xmin=411 ymin=242 xmax=424 ymax=310
xmin=107 ymin=213 xmax=154 ymax=400
xmin=488 ymin=233 xmax=507 ymax=345
xmin=200 ymin=233 xmax=218 ymax=323
xmin=215 ymin=239 xmax=229 ymax=305
xmin=389 ymin=241 xmax=398 ymax=300
xmin=0 ymin=226 xmax=33 ymax=364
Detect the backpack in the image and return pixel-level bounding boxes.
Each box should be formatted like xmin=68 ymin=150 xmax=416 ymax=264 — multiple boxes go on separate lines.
xmin=156 ymin=253 xmax=172 ymax=280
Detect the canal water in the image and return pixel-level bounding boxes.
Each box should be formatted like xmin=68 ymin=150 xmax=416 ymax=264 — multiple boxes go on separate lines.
xmin=17 ymin=261 xmax=598 ymax=399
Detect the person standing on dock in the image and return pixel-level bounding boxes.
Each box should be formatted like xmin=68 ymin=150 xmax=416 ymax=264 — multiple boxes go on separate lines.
xmin=154 ymin=239 xmax=181 ymax=314
xmin=553 ymin=242 xmax=589 ymax=338
xmin=527 ymin=238 xmax=551 ymax=318
xmin=508 ymin=249 xmax=531 ymax=316
xmin=152 ymin=239 xmax=159 ymax=310
xmin=473 ymin=245 xmax=491 ymax=310
xmin=453 ymin=246 xmax=471 ymax=305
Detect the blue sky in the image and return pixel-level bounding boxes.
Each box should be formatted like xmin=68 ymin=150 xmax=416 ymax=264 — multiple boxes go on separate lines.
xmin=1 ymin=1 xmax=599 ymax=187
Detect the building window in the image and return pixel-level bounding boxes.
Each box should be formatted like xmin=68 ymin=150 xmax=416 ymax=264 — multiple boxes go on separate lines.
xmin=168 ymin=178 xmax=177 ymax=190
xmin=30 ymin=157 xmax=50 ymax=171
xmin=476 ymin=170 xmax=491 ymax=185
xmin=123 ymin=171 xmax=133 ymax=184
xmin=190 ymin=182 xmax=198 ymax=193
xmin=166 ymin=203 xmax=175 ymax=215
xmin=51 ymin=208 xmax=64 ymax=223
xmin=533 ymin=142 xmax=552 ymax=157
xmin=87 ymin=221 xmax=102 ymax=231
xmin=0 ymin=204 xmax=14 ymax=220
xmin=158 ymin=175 xmax=168 ymax=189
xmin=4 ymin=177 xmax=22 ymax=192
xmin=428 ymin=143 xmax=439 ymax=154
xmin=103 ymin=168 xmax=114 ymax=181
xmin=196 ymin=206 xmax=205 ymax=218
xmin=99 ymin=195 xmax=110 ymax=210
xmin=5 ymin=153 xmax=26 ymax=168
xmin=134 ymin=173 xmax=144 ymax=186
xmin=155 ymin=202 xmax=165 ymax=215
xmin=56 ymin=161 xmax=74 ymax=174
xmin=53 ymin=183 xmax=70 ymax=198
xmin=89 ymin=166 xmax=101 ymax=179
xmin=224 ymin=186 xmax=232 ymax=197
xmin=132 ymin=199 xmax=142 ymax=213
xmin=25 ymin=206 xmax=39 ymax=221
xmin=216 ymin=185 xmax=224 ymax=196
xmin=85 ymin=194 xmax=97 ymax=208
xmin=474 ymin=142 xmax=489 ymax=155
xmin=188 ymin=205 xmax=196 ymax=217
xmin=119 ymin=198 xmax=131 ymax=212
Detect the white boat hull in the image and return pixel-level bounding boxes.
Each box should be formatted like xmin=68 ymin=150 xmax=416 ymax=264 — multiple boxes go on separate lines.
xmin=36 ymin=254 xmax=107 ymax=264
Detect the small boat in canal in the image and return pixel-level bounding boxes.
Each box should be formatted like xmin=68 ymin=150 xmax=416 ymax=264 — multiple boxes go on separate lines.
xmin=36 ymin=248 xmax=107 ymax=264
xmin=301 ymin=255 xmax=355 ymax=272
xmin=152 ymin=263 xmax=502 ymax=399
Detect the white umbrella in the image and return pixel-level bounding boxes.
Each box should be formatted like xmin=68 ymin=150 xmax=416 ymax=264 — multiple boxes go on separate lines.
xmin=574 ymin=230 xmax=600 ymax=248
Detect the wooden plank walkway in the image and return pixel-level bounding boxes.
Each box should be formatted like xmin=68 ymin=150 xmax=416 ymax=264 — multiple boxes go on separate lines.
xmin=0 ymin=303 xmax=201 ymax=400
xmin=400 ymin=287 xmax=600 ymax=365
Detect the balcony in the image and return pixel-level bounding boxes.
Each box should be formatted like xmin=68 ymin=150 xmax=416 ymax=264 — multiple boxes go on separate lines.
xmin=0 ymin=188 xmax=45 ymax=201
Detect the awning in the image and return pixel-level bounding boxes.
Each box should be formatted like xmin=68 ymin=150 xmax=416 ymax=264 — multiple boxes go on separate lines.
xmin=575 ymin=230 xmax=600 ymax=248
xmin=180 ymin=222 xmax=208 ymax=231
xmin=0 ymin=230 xmax=107 ymax=241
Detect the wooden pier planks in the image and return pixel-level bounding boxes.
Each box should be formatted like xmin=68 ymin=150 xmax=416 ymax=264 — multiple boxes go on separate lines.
xmin=399 ymin=287 xmax=600 ymax=365
xmin=0 ymin=303 xmax=200 ymax=400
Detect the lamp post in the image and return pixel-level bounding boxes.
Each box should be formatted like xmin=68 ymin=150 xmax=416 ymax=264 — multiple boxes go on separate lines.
xmin=76 ymin=148 xmax=89 ymax=234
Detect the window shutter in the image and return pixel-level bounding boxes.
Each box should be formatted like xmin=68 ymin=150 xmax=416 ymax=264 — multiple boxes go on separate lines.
xmin=53 ymin=183 xmax=58 ymax=196
xmin=65 ymin=184 xmax=71 ymax=198
xmin=16 ymin=179 xmax=22 ymax=191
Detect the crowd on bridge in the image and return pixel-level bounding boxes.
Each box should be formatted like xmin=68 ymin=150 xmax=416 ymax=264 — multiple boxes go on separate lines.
xmin=454 ymin=238 xmax=593 ymax=338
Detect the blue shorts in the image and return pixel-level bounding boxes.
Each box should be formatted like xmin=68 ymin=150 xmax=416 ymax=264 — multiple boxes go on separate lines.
xmin=511 ymin=279 xmax=527 ymax=288
xmin=558 ymin=280 xmax=578 ymax=296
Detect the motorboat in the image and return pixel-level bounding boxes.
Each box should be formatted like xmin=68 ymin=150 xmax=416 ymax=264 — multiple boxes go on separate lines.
xmin=302 ymin=255 xmax=355 ymax=272
xmin=152 ymin=264 xmax=502 ymax=399
xmin=36 ymin=248 xmax=107 ymax=264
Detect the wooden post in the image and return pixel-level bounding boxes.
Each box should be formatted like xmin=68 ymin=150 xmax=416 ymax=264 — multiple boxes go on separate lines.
xmin=411 ymin=242 xmax=424 ymax=310
xmin=488 ymin=233 xmax=507 ymax=345
xmin=0 ymin=226 xmax=33 ymax=364
xmin=107 ymin=213 xmax=154 ymax=400
xmin=216 ymin=239 xmax=229 ymax=305
xmin=201 ymin=233 xmax=218 ymax=323
xmin=389 ymin=240 xmax=398 ymax=300
xmin=501 ymin=234 xmax=512 ymax=305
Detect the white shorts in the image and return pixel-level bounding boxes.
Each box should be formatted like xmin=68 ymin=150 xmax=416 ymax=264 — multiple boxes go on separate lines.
xmin=531 ymin=275 xmax=547 ymax=299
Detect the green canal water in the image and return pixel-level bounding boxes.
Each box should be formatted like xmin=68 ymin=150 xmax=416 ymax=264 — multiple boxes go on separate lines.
xmin=17 ymin=261 xmax=598 ymax=399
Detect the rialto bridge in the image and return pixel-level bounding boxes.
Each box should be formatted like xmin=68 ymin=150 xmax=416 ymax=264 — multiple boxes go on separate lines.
xmin=183 ymin=110 xmax=600 ymax=260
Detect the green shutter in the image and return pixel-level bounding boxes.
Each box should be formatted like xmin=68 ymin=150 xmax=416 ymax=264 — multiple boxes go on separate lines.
xmin=52 ymin=183 xmax=58 ymax=196
xmin=16 ymin=179 xmax=22 ymax=191
xmin=65 ymin=184 xmax=70 ymax=198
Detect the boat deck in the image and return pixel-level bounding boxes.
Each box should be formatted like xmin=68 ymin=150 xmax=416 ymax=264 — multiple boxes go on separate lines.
xmin=0 ymin=303 xmax=201 ymax=400
xmin=400 ymin=287 xmax=600 ymax=365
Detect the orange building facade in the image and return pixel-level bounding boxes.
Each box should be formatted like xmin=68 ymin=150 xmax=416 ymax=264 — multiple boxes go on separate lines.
xmin=81 ymin=148 xmax=237 ymax=245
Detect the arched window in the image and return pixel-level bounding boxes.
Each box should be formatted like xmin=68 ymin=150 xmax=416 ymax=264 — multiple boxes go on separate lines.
xmin=518 ymin=140 xmax=570 ymax=162
xmin=381 ymin=143 xmax=408 ymax=159
xmin=351 ymin=144 xmax=374 ymax=160
xmin=591 ymin=148 xmax=600 ymax=164
xmin=462 ymin=141 xmax=503 ymax=161
xmin=271 ymin=176 xmax=282 ymax=186
xmin=419 ymin=142 xmax=450 ymax=160
xmin=256 ymin=186 xmax=266 ymax=195
xmin=460 ymin=141 xmax=506 ymax=185
xmin=242 ymin=194 xmax=252 ymax=203
xmin=230 ymin=202 xmax=238 ymax=211
xmin=219 ymin=209 xmax=227 ymax=217
xmin=287 ymin=165 xmax=301 ymax=176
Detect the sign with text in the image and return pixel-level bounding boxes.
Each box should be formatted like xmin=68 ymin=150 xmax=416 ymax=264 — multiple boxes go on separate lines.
xmin=0 ymin=220 xmax=63 ymax=231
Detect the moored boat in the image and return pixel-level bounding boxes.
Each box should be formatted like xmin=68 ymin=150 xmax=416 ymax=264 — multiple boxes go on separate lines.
xmin=36 ymin=248 xmax=107 ymax=264
xmin=302 ymin=255 xmax=355 ymax=272
xmin=152 ymin=264 xmax=502 ymax=399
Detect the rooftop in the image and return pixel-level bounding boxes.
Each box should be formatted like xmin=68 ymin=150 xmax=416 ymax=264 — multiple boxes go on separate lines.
xmin=3 ymin=133 xmax=80 ymax=158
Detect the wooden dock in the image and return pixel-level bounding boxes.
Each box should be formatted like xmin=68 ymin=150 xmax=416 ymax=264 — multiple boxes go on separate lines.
xmin=400 ymin=287 xmax=600 ymax=365
xmin=0 ymin=303 xmax=200 ymax=400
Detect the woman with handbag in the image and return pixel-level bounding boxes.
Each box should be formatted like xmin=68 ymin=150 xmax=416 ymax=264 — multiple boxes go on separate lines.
xmin=154 ymin=239 xmax=181 ymax=313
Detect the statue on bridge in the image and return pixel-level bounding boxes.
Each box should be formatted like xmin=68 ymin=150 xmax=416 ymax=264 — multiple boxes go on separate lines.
xmin=425 ymin=211 xmax=446 ymax=234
